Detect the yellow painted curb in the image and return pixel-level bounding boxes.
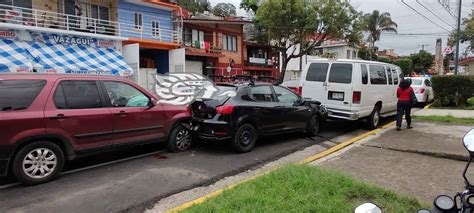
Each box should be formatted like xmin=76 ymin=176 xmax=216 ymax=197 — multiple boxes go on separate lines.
xmin=167 ymin=121 xmax=396 ymax=213
xmin=424 ymin=103 xmax=433 ymax=109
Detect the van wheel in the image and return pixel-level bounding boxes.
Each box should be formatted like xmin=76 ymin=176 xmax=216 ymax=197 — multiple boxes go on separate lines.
xmin=12 ymin=141 xmax=65 ymax=185
xmin=167 ymin=125 xmax=192 ymax=153
xmin=232 ymin=124 xmax=257 ymax=153
xmin=306 ymin=115 xmax=320 ymax=137
xmin=366 ymin=106 xmax=380 ymax=130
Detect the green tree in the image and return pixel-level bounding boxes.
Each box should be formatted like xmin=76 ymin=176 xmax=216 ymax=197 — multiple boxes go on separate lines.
xmin=213 ymin=3 xmax=237 ymax=16
xmin=177 ymin=0 xmax=212 ymax=15
xmin=358 ymin=46 xmax=378 ymax=60
xmin=449 ymin=14 xmax=474 ymax=51
xmin=410 ymin=50 xmax=434 ymax=73
xmin=393 ymin=58 xmax=413 ymax=76
xmin=240 ymin=0 xmax=259 ymax=14
xmin=256 ymin=0 xmax=361 ymax=83
xmin=361 ymin=10 xmax=397 ymax=57
xmin=377 ymin=56 xmax=391 ymax=63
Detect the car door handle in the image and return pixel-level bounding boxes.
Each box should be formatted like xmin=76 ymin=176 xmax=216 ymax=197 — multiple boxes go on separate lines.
xmin=49 ymin=114 xmax=68 ymax=120
xmin=115 ymin=111 xmax=128 ymax=117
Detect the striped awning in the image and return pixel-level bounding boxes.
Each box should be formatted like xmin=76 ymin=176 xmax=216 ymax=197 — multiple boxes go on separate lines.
xmin=27 ymin=42 xmax=133 ymax=76
xmin=0 ymin=39 xmax=33 ymax=73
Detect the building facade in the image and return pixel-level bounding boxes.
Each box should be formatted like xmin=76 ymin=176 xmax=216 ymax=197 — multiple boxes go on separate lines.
xmin=117 ymin=0 xmax=183 ymax=90
xmin=0 ymin=0 xmax=132 ymax=75
xmin=180 ymin=15 xmax=249 ymax=78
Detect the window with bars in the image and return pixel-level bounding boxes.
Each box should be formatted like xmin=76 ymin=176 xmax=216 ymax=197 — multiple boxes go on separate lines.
xmin=152 ymin=20 xmax=160 ymax=38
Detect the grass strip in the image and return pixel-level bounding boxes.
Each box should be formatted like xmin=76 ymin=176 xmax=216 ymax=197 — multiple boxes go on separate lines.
xmin=413 ymin=115 xmax=474 ymax=125
xmin=183 ymin=165 xmax=426 ymax=213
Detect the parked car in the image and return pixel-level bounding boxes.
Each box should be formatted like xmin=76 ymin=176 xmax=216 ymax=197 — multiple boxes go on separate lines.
xmin=406 ymin=77 xmax=434 ymax=104
xmin=190 ymin=82 xmax=328 ymax=153
xmin=0 ymin=74 xmax=191 ymax=185
xmin=280 ymin=80 xmax=300 ymax=94
xmin=298 ymin=59 xmax=402 ymax=129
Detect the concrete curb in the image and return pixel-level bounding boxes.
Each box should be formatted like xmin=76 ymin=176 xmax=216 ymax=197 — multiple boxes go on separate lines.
xmin=165 ymin=121 xmax=396 ymax=213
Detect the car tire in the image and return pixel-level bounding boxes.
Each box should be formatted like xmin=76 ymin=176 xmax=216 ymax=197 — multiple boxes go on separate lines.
xmin=366 ymin=106 xmax=380 ymax=130
xmin=12 ymin=141 xmax=65 ymax=185
xmin=306 ymin=115 xmax=320 ymax=137
xmin=167 ymin=125 xmax=192 ymax=153
xmin=232 ymin=124 xmax=257 ymax=153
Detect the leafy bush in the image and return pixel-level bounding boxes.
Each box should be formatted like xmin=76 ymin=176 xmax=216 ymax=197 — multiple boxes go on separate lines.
xmin=393 ymin=58 xmax=413 ymax=76
xmin=468 ymin=97 xmax=474 ymax=106
xmin=377 ymin=56 xmax=391 ymax=63
xmin=431 ymin=75 xmax=474 ymax=107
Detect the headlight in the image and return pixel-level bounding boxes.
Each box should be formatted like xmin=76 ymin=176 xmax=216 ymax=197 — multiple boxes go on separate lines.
xmin=320 ymin=104 xmax=327 ymax=112
xmin=434 ymin=195 xmax=455 ymax=211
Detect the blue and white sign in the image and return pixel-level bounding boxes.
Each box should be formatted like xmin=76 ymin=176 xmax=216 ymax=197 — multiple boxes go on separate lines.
xmin=31 ymin=32 xmax=117 ymax=49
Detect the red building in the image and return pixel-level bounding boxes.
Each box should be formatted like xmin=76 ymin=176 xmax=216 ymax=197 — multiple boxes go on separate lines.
xmin=181 ymin=14 xmax=279 ymax=81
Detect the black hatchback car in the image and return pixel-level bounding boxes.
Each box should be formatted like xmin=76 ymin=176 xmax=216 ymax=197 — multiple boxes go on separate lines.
xmin=190 ymin=82 xmax=328 ymax=153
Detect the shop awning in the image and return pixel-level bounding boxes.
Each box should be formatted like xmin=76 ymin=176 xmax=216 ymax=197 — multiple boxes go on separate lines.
xmin=0 ymin=39 xmax=33 ymax=73
xmin=27 ymin=42 xmax=133 ymax=76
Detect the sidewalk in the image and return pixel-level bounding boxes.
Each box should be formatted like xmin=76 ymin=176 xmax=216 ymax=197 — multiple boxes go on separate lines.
xmin=316 ymin=121 xmax=473 ymax=203
xmin=414 ymin=108 xmax=474 ymax=118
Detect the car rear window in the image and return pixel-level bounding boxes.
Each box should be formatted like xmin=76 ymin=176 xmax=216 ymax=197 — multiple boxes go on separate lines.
xmin=0 ymin=79 xmax=46 ymax=111
xmin=306 ymin=63 xmax=329 ymax=82
xmin=328 ymin=63 xmax=352 ymax=84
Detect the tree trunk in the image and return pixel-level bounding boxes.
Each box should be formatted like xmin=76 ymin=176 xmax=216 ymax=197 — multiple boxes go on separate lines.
xmin=279 ymin=54 xmax=289 ymax=84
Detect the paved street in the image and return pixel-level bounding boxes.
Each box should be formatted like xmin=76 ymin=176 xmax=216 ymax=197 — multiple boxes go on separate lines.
xmin=0 ymin=118 xmax=388 ymax=213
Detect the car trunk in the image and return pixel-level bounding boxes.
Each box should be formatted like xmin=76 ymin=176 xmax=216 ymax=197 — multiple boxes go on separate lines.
xmin=191 ymin=85 xmax=236 ymax=119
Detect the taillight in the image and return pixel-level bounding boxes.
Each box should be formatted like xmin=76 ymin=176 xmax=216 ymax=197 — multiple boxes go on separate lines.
xmin=418 ymin=88 xmax=425 ymax=94
xmin=216 ymin=105 xmax=234 ymax=115
xmin=352 ymin=91 xmax=361 ymax=104
xmin=297 ymin=86 xmax=302 ymax=96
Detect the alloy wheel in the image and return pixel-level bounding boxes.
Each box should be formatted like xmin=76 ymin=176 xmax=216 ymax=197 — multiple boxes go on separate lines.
xmin=22 ymin=148 xmax=57 ymax=179
xmin=175 ymin=129 xmax=191 ymax=151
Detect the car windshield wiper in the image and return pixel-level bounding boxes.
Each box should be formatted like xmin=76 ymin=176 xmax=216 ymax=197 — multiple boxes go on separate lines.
xmin=1 ymin=106 xmax=27 ymax=111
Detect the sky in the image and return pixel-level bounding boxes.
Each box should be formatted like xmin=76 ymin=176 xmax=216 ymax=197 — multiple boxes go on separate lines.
xmin=208 ymin=0 xmax=473 ymax=56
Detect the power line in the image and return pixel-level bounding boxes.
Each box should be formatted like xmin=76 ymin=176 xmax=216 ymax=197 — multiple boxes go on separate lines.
xmin=417 ymin=0 xmax=456 ymax=27
xmin=400 ymin=0 xmax=453 ymax=32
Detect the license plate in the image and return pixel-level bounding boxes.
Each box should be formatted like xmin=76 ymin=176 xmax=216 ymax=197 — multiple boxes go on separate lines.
xmin=331 ymin=92 xmax=344 ymax=100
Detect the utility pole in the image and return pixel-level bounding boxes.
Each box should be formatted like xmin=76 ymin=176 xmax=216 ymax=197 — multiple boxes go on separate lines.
xmin=454 ymin=0 xmax=462 ymax=74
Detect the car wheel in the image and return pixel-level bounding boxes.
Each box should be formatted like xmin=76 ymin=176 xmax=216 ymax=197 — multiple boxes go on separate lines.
xmin=366 ymin=106 xmax=380 ymax=130
xmin=232 ymin=124 xmax=257 ymax=153
xmin=12 ymin=141 xmax=64 ymax=185
xmin=167 ymin=125 xmax=192 ymax=153
xmin=306 ymin=115 xmax=320 ymax=137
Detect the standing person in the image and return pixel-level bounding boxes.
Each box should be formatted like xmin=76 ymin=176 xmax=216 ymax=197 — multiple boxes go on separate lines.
xmin=396 ymin=77 xmax=414 ymax=131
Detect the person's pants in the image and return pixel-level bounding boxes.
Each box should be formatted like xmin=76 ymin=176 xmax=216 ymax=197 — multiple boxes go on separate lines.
xmin=397 ymin=101 xmax=412 ymax=128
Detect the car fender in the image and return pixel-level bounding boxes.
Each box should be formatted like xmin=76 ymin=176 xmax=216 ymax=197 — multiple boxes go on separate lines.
xmin=162 ymin=105 xmax=192 ymax=136
xmin=234 ymin=114 xmax=260 ymax=133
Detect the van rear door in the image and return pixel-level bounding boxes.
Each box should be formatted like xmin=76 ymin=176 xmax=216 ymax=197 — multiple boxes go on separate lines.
xmin=301 ymin=62 xmax=329 ymax=103
xmin=325 ymin=63 xmax=354 ymax=111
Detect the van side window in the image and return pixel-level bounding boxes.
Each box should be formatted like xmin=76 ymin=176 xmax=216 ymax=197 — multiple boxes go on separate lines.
xmin=393 ymin=68 xmax=399 ymax=84
xmin=387 ymin=67 xmax=393 ymax=85
xmin=369 ymin=65 xmax=387 ymax=85
xmin=361 ymin=64 xmax=368 ymax=85
xmin=306 ymin=63 xmax=329 ymax=82
xmin=328 ymin=63 xmax=352 ymax=84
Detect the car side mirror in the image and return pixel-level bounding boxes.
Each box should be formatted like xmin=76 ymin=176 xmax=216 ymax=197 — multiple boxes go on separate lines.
xmin=463 ymin=129 xmax=474 ymax=155
xmin=148 ymin=98 xmax=157 ymax=107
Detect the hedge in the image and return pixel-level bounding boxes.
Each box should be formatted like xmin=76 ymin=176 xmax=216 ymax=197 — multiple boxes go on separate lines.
xmin=431 ymin=75 xmax=474 ymax=107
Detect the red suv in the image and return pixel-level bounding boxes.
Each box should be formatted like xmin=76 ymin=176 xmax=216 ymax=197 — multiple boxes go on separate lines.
xmin=0 ymin=74 xmax=191 ymax=185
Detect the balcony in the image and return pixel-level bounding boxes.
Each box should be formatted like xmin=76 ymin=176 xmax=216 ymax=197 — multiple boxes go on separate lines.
xmin=0 ymin=4 xmax=181 ymax=44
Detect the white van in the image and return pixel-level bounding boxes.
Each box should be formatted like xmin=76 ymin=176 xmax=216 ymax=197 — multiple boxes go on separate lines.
xmin=299 ymin=59 xmax=401 ymax=129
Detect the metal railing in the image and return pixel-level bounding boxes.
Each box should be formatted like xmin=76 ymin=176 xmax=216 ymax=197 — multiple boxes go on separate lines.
xmin=0 ymin=4 xmax=181 ymax=43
